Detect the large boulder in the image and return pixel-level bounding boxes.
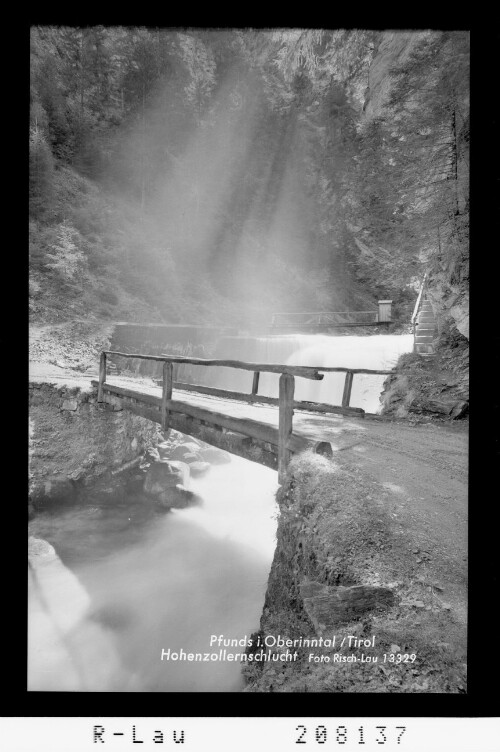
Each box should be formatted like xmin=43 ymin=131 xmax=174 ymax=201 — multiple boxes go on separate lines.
xmin=29 ymin=536 xmax=57 ymax=564
xmin=30 ymin=477 xmax=77 ymax=507
xmin=124 ymin=473 xmax=146 ymax=496
xmin=157 ymin=484 xmax=203 ymax=510
xmin=300 ymin=580 xmax=395 ymax=631
xmin=143 ymin=461 xmax=189 ymax=496
xmin=29 ymin=536 xmax=91 ymax=631
xmin=199 ymin=447 xmax=231 ymax=465
xmin=28 ymin=536 xmax=128 ymax=691
xmin=167 ymin=442 xmax=204 ymax=462
xmin=188 ymin=461 xmax=211 ymax=478
xmin=156 ymin=441 xmax=175 ymax=460
xmin=144 ymin=447 xmax=161 ymax=463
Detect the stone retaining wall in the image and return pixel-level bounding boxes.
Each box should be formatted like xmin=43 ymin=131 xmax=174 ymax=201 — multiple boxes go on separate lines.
xmin=29 ymin=382 xmax=159 ymax=508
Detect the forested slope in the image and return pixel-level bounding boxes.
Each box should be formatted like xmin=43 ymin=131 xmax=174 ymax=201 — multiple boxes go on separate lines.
xmin=29 ymin=28 xmax=469 ymax=336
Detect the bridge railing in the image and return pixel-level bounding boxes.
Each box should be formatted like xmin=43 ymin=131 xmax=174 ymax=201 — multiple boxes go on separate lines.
xmin=271 ymin=311 xmax=379 ymax=328
xmin=98 ymin=350 xmax=394 ymax=482
xmin=270 ymin=302 xmax=393 ymax=329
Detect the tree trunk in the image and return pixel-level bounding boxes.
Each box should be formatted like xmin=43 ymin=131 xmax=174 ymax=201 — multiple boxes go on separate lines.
xmin=80 ymin=31 xmax=85 ymax=124
xmin=451 ymin=107 xmax=460 ymax=217
xmin=140 ymin=84 xmax=146 ymax=220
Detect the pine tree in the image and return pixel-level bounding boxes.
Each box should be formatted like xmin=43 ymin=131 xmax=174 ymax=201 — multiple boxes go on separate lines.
xmin=45 ymin=222 xmax=85 ymax=280
xmin=29 ymin=126 xmax=54 ymax=218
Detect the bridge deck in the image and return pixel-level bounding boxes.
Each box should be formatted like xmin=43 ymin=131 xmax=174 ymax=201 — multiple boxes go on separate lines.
xmin=95 ymin=376 xmax=467 ymax=501
xmin=100 ymin=374 xmax=363 ymax=446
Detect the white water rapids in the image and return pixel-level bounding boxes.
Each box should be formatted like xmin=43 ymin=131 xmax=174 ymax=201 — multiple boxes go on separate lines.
xmin=28 ymin=333 xmax=413 ymax=692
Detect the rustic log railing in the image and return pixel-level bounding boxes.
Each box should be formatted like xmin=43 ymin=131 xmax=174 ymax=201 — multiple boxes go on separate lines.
xmin=98 ymin=351 xmax=394 ymax=482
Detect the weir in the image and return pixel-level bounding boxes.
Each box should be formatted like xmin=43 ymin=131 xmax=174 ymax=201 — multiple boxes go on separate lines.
xmin=94 ymin=350 xmax=396 ymax=482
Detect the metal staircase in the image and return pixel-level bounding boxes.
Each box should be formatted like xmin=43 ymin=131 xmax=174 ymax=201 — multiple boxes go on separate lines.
xmin=414 ymin=296 xmax=437 ymax=354
xmin=411 ymin=274 xmax=437 ymax=355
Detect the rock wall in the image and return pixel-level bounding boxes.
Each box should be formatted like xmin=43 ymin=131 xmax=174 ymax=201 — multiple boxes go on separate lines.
xmin=427 ymin=261 xmax=469 ymax=342
xmin=363 ymin=31 xmax=430 ymax=120
xmin=380 ymin=348 xmax=469 ymax=421
xmin=362 ymin=31 xmax=469 ymax=348
xmin=362 ymin=31 xmax=469 ymax=344
xmin=29 ymin=382 xmax=159 ymax=509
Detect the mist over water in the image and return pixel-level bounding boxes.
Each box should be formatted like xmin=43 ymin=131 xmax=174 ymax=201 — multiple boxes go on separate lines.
xmin=90 ymin=37 xmax=368 ymax=329
xmin=109 ymin=62 xmax=328 ymax=328
xmin=28 ymin=456 xmax=277 ymax=692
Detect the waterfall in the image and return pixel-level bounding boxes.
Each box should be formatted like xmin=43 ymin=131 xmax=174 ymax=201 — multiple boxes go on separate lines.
xmin=189 ymin=333 xmax=414 ymax=414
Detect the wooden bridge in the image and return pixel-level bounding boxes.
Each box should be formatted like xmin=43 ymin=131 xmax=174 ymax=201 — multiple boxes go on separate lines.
xmin=94 ymin=351 xmax=394 ymax=482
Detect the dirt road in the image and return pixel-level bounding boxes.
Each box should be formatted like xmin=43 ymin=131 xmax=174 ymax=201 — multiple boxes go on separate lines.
xmin=328 ymin=417 xmax=468 ymax=622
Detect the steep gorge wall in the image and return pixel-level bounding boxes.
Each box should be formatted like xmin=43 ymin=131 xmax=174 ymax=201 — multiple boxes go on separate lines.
xmin=363 ymin=32 xmax=428 ymax=120
xmin=362 ymin=31 xmax=469 ymax=347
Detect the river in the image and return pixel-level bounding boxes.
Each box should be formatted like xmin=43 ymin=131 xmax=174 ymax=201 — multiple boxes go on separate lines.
xmin=28 ymin=332 xmax=413 ymax=692
xmin=28 ymin=455 xmax=277 ymax=692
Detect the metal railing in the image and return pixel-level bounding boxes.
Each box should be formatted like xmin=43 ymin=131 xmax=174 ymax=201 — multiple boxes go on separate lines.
xmin=271 ymin=310 xmax=379 ymax=328
xmin=271 ymin=300 xmax=393 ymax=328
xmin=411 ymin=273 xmax=429 ymax=351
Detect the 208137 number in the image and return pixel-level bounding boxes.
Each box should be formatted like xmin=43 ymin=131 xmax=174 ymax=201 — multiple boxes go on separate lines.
xmin=295 ymin=725 xmax=406 ymax=745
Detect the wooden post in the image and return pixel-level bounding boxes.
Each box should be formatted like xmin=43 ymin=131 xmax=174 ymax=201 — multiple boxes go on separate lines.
xmin=342 ymin=371 xmax=354 ymax=408
xmin=251 ymin=371 xmax=260 ymax=396
xmin=97 ymin=352 xmax=107 ymax=402
xmin=378 ymin=300 xmax=392 ymax=323
xmin=278 ymin=373 xmax=295 ymax=484
xmin=161 ymin=361 xmax=173 ymax=432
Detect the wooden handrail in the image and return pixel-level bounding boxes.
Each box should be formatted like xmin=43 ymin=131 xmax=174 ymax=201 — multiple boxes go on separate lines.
xmin=161 ymin=361 xmax=173 ymax=432
xmin=251 ymin=371 xmax=260 ymax=397
xmin=317 ymin=367 xmax=394 ymax=375
xmin=98 ymin=351 xmax=396 ymax=482
xmin=169 ymin=381 xmax=364 ymax=416
xmin=103 ymin=351 xmax=394 ymax=377
xmin=97 ymin=352 xmax=106 ymax=403
xmin=103 ymin=351 xmax=323 ymax=380
xmin=278 ymin=374 xmax=294 ymax=482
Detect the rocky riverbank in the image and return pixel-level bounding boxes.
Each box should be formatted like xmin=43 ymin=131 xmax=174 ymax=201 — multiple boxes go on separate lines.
xmin=380 ymin=324 xmax=469 ymax=422
xmin=243 ymin=451 xmax=467 ymax=693
xmin=29 ymin=375 xmax=232 ymax=516
xmin=137 ymin=431 xmax=231 ymax=510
